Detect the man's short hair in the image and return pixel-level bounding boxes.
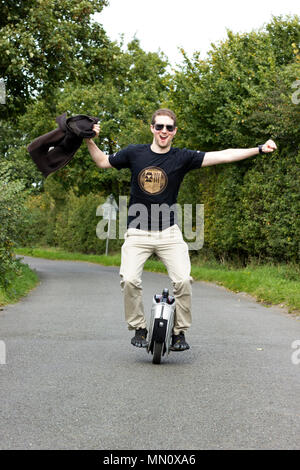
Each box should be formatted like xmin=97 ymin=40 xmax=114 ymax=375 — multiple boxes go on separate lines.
xmin=151 ymin=108 xmax=177 ymax=127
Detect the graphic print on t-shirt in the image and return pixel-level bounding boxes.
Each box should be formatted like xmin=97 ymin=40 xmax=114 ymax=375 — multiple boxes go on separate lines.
xmin=138 ymin=166 xmax=168 ymax=195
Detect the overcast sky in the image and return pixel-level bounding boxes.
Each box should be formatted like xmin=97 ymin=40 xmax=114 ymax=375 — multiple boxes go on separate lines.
xmin=95 ymin=0 xmax=299 ymax=67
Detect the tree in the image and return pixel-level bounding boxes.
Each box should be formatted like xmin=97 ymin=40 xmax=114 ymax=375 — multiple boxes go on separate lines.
xmin=0 ymin=0 xmax=112 ymax=120
xmin=0 ymin=167 xmax=27 ymax=288
xmin=9 ymin=39 xmax=170 ymax=195
xmin=0 ymin=0 xmax=122 ymax=190
xmin=172 ymin=15 xmax=300 ymax=262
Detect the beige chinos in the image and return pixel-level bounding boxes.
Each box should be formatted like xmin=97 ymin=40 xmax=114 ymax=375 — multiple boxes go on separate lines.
xmin=119 ymin=224 xmax=193 ymax=335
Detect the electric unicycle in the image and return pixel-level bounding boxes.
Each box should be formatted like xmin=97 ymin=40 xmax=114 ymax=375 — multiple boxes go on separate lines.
xmin=147 ymin=288 xmax=176 ymax=364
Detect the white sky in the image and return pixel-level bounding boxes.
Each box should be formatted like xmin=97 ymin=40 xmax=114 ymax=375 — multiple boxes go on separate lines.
xmin=95 ymin=0 xmax=299 ymax=67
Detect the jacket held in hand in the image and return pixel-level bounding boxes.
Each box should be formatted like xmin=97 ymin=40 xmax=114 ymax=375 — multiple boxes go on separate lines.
xmin=27 ymin=112 xmax=99 ymax=178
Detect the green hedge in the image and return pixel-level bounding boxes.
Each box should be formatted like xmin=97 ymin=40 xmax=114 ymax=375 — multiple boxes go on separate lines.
xmin=0 ymin=176 xmax=27 ymax=289
xmin=21 ymin=187 xmax=123 ymax=255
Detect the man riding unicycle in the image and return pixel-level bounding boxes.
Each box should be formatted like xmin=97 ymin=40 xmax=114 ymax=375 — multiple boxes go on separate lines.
xmin=85 ymin=108 xmax=276 ymax=351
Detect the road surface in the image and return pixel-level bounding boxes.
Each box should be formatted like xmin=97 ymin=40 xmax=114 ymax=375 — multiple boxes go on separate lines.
xmin=0 ymin=256 xmax=299 ymax=449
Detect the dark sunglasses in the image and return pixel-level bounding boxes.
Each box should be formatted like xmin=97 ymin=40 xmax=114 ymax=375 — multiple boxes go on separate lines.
xmin=154 ymin=123 xmax=175 ymax=132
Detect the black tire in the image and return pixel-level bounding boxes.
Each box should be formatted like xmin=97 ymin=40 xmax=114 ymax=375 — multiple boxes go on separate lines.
xmin=152 ymin=341 xmax=163 ymax=364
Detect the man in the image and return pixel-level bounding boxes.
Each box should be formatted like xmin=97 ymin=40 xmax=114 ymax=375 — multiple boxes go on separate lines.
xmin=85 ymin=108 xmax=277 ymax=351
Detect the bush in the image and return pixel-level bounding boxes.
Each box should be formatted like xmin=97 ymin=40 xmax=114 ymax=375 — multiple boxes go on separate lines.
xmin=22 ymin=193 xmax=57 ymax=247
xmin=0 ymin=176 xmax=27 ymax=288
xmin=54 ymin=190 xmax=123 ymax=254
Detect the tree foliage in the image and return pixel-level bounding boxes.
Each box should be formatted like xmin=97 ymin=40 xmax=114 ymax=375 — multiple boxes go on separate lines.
xmin=173 ymin=15 xmax=300 ymax=262
xmin=8 ymin=38 xmax=170 ymax=195
xmin=1 ymin=6 xmax=299 ymax=268
xmin=0 ymin=168 xmax=27 ymax=287
xmin=0 ymin=0 xmax=111 ymax=119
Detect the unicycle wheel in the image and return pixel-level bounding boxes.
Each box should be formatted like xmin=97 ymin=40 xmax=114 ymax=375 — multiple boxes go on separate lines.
xmin=152 ymin=341 xmax=163 ymax=364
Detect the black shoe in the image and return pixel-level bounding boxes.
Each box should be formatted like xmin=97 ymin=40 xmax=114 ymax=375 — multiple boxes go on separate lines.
xmin=170 ymin=331 xmax=190 ymax=351
xmin=131 ymin=328 xmax=148 ymax=348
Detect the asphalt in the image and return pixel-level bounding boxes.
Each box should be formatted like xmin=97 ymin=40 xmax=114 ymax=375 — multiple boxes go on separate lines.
xmin=0 ymin=256 xmax=299 ymax=450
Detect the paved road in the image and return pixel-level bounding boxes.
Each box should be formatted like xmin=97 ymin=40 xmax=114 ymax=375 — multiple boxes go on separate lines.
xmin=0 ymin=256 xmax=299 ymax=450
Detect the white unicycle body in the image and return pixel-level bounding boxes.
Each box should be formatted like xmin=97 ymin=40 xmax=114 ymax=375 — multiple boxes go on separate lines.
xmin=147 ymin=288 xmax=176 ymax=364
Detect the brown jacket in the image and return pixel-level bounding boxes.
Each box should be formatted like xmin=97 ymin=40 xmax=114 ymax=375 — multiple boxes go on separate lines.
xmin=27 ymin=113 xmax=99 ymax=177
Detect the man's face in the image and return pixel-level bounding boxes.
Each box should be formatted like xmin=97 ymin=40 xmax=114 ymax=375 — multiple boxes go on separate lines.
xmin=150 ymin=115 xmax=177 ymax=149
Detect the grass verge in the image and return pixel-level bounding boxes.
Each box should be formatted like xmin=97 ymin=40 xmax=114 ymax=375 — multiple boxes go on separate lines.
xmin=14 ymin=246 xmax=300 ymax=314
xmin=0 ymin=261 xmax=39 ymax=307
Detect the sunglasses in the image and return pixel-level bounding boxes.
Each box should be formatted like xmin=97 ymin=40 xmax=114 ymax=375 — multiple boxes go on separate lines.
xmin=154 ymin=123 xmax=175 ymax=132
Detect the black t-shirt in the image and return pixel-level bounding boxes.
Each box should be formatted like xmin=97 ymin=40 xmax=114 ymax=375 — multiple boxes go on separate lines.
xmin=108 ymin=144 xmax=205 ymax=230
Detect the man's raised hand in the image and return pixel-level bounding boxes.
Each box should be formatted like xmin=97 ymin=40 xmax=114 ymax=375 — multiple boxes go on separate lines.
xmin=92 ymin=123 xmax=100 ymax=138
xmin=261 ymin=139 xmax=277 ymax=153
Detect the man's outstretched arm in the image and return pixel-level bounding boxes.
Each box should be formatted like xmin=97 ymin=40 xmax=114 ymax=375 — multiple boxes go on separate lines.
xmin=202 ymin=139 xmax=277 ymax=167
xmin=84 ymin=124 xmax=112 ymax=169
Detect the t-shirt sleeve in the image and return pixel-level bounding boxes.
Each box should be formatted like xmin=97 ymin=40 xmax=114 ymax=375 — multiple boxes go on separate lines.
xmin=108 ymin=146 xmax=132 ymax=170
xmin=181 ymin=148 xmax=206 ymax=173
